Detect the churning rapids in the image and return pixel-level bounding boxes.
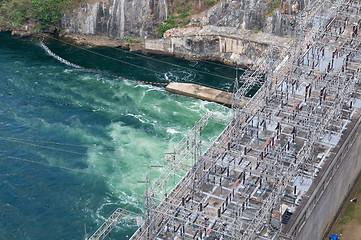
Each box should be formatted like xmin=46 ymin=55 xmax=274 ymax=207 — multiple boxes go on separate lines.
xmin=0 ymin=32 xmax=240 ymax=239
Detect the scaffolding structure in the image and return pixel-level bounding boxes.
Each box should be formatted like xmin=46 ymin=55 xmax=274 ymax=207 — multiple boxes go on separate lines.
xmin=90 ymin=0 xmax=361 ymax=239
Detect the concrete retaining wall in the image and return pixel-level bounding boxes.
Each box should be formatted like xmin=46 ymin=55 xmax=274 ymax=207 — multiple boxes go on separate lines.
xmin=283 ymin=111 xmax=361 ymax=240
xmin=144 ymin=34 xmax=275 ymax=67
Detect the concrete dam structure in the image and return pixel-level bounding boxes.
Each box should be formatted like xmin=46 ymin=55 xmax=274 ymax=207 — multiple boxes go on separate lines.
xmin=88 ymin=0 xmax=361 ymax=239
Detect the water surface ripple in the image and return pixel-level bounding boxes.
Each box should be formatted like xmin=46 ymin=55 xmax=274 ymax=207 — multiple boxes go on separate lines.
xmin=0 ymin=33 xmax=236 ymax=239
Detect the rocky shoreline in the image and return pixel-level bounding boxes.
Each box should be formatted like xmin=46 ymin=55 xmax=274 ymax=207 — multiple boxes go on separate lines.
xmin=58 ymin=33 xmax=253 ymax=67
xmin=59 ymin=33 xmax=143 ymax=51
xmin=0 ymin=24 xmax=37 ymax=38
xmin=1 ymin=0 xmax=304 ymax=69
xmin=2 ymin=21 xmax=291 ymax=69
xmin=1 ymin=26 xmax=144 ymax=54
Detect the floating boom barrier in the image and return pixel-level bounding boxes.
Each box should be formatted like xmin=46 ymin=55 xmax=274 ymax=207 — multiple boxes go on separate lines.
xmin=40 ymin=41 xmax=83 ymax=69
xmin=39 ymin=35 xmax=169 ymax=86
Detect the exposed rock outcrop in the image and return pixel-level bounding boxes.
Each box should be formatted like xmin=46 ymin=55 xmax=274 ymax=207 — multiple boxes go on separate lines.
xmin=61 ymin=0 xmax=168 ymax=39
xmin=145 ymin=25 xmax=291 ymax=68
xmin=193 ymin=0 xmax=315 ymax=36
xmin=61 ymin=0 xmax=311 ymax=39
xmin=60 ymin=0 xmax=319 ymax=67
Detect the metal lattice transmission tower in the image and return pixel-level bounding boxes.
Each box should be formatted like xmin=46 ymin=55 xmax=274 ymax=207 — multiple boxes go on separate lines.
xmin=90 ymin=0 xmax=361 ymax=239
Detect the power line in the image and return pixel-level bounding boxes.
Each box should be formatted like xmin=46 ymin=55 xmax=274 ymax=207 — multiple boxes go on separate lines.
xmin=45 ymin=35 xmax=162 ymax=75
xmin=40 ymin=38 xmax=168 ymax=87
xmin=44 ymin=35 xmax=236 ymax=82
xmin=112 ymin=42 xmax=243 ymax=71
xmin=42 ymin=36 xmax=234 ymax=92
xmin=2 ymin=136 xmax=114 ymax=150
xmin=0 ymin=152 xmax=105 ymax=178
xmin=107 ymin=44 xmax=237 ymax=81
xmin=206 ymin=60 xmax=246 ymax=71
xmin=0 ymin=137 xmax=122 ymax=170
xmin=0 ymin=136 xmax=88 ymax=156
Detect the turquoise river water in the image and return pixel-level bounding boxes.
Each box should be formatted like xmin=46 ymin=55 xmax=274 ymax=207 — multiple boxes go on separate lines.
xmin=0 ymin=32 xmax=243 ymax=239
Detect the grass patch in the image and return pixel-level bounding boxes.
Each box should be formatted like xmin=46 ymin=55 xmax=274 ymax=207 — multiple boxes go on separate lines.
xmin=157 ymin=6 xmax=191 ymax=37
xmin=126 ymin=38 xmax=141 ymax=43
xmin=337 ymin=201 xmax=356 ymax=228
xmin=252 ymin=27 xmax=262 ymax=34
xmin=157 ymin=0 xmax=219 ymax=37
xmin=268 ymin=1 xmax=280 ymax=10
xmin=331 ymin=175 xmax=361 ymax=237
xmin=164 ymin=16 xmax=176 ymax=25
xmin=263 ymin=0 xmax=280 ymax=17
xmin=157 ymin=23 xmax=179 ymax=37
xmin=344 ymin=204 xmax=356 ymax=221
xmin=177 ymin=12 xmax=190 ymax=19
xmin=177 ymin=6 xmax=191 ymax=14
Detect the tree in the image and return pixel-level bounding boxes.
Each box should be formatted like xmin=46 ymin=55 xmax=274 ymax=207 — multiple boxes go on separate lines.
xmin=31 ymin=0 xmax=74 ymax=30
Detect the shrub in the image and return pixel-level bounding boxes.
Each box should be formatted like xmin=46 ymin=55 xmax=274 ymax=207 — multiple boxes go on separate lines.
xmin=126 ymin=38 xmax=141 ymax=43
xmin=0 ymin=0 xmax=30 ymax=26
xmin=158 ymin=23 xmax=178 ymax=37
xmin=31 ymin=0 xmax=77 ymax=30
xmin=0 ymin=0 xmax=82 ymax=31
xmin=268 ymin=1 xmax=280 ymax=10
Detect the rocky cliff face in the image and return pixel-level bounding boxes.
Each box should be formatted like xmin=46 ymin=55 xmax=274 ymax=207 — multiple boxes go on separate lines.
xmin=61 ymin=0 xmax=317 ymax=40
xmin=145 ymin=25 xmax=290 ymax=68
xmin=60 ymin=0 xmax=318 ymax=67
xmin=61 ymin=0 xmax=168 ymax=39
xmin=193 ymin=0 xmax=315 ymax=37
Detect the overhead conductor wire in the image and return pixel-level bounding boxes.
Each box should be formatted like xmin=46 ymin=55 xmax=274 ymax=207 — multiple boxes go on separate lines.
xmin=41 ymin=34 xmax=235 ymax=92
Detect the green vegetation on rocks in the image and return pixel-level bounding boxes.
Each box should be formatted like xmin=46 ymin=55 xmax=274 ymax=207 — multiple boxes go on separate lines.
xmin=268 ymin=1 xmax=280 ymax=10
xmin=0 ymin=0 xmax=220 ymax=36
xmin=157 ymin=0 xmax=219 ymax=37
xmin=0 ymin=0 xmax=30 ymax=27
xmin=262 ymin=0 xmax=280 ymax=17
xmin=157 ymin=7 xmax=191 ymax=37
xmin=126 ymin=38 xmax=141 ymax=43
xmin=0 ymin=0 xmax=82 ymax=31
